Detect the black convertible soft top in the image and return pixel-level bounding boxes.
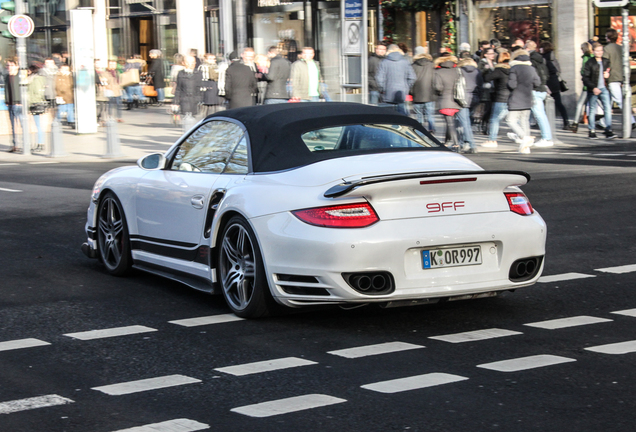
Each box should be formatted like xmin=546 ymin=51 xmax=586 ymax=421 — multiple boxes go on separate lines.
xmin=206 ymin=102 xmax=442 ymax=173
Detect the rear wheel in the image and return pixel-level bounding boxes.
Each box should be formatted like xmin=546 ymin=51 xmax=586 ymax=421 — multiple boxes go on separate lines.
xmin=97 ymin=192 xmax=132 ymax=276
xmin=218 ymin=216 xmax=273 ymax=318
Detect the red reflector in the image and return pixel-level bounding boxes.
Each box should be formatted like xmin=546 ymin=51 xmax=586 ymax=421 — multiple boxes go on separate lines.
xmin=505 ymin=192 xmax=534 ymax=216
xmin=292 ymin=202 xmax=379 ymax=228
xmin=420 ymin=177 xmax=477 ymax=185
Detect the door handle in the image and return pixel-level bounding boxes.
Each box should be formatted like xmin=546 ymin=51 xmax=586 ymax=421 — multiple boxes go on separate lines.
xmin=191 ymin=195 xmax=205 ymax=209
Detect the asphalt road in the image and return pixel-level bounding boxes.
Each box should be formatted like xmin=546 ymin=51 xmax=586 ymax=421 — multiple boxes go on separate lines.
xmin=1 ymin=147 xmax=636 ymax=432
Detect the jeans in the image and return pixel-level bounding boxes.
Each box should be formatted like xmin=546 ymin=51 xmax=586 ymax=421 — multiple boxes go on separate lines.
xmin=456 ymin=107 xmax=474 ymax=147
xmin=588 ymin=87 xmax=612 ymax=132
xmin=8 ymin=105 xmax=24 ymax=146
xmin=531 ymin=91 xmax=552 ymax=141
xmin=57 ymin=103 xmax=75 ymax=123
xmin=506 ymin=110 xmax=531 ymax=139
xmin=608 ymin=81 xmax=635 ymax=124
xmin=157 ymin=87 xmax=165 ymax=103
xmin=264 ymin=98 xmax=288 ymax=104
xmin=573 ymin=91 xmax=588 ymax=125
xmin=369 ymin=90 xmax=380 ymax=105
xmin=125 ymin=84 xmax=146 ymax=102
xmin=488 ymin=102 xmax=508 ymax=141
xmin=413 ymin=102 xmax=436 ymax=133
xmin=32 ymin=114 xmax=45 ymax=145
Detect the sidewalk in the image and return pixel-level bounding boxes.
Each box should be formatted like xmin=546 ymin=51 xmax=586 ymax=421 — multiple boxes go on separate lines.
xmin=1 ymin=105 xmax=634 ymax=164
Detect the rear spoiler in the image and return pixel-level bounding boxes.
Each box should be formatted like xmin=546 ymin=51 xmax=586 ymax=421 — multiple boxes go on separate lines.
xmin=324 ymin=170 xmax=531 ymax=198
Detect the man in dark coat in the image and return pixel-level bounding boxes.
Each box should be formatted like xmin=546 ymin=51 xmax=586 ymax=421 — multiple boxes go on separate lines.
xmin=525 ymin=40 xmax=552 ymax=146
xmin=225 ymin=50 xmax=257 ymax=109
xmin=457 ymin=53 xmax=483 ymax=153
xmin=148 ymin=49 xmax=166 ymax=104
xmin=173 ymin=55 xmax=203 ymax=116
xmin=368 ymin=42 xmax=387 ymax=105
xmin=264 ymin=46 xmax=291 ymax=104
xmin=411 ymin=46 xmax=437 ymax=134
xmin=375 ymin=44 xmax=416 ymax=115
xmin=506 ymin=49 xmax=540 ymax=153
xmin=3 ymin=58 xmax=24 ymax=152
xmin=583 ymin=42 xmax=616 ymax=140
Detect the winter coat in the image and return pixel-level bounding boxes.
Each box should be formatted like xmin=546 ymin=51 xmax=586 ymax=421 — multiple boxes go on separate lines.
xmin=198 ymin=63 xmax=221 ymax=106
xmin=458 ymin=58 xmax=483 ymax=108
xmin=483 ymin=64 xmax=511 ymax=103
xmin=508 ymin=53 xmax=540 ymax=111
xmin=478 ymin=58 xmax=496 ymax=102
xmin=542 ymin=51 xmax=562 ymax=95
xmin=368 ymin=53 xmax=384 ymax=92
xmin=3 ymin=73 xmax=20 ymax=105
xmin=290 ymin=59 xmax=321 ymax=100
xmin=603 ymin=42 xmax=623 ymax=83
xmin=41 ymin=65 xmax=58 ymax=100
xmin=174 ymin=69 xmax=203 ymax=114
xmin=529 ymin=51 xmax=549 ymax=93
xmin=100 ymin=70 xmax=122 ymax=98
xmin=265 ymin=55 xmax=291 ymax=100
xmin=582 ymin=57 xmax=611 ymax=93
xmin=433 ymin=56 xmax=462 ymax=110
xmin=224 ymin=61 xmax=257 ymax=109
xmin=580 ymin=53 xmax=594 ymax=90
xmin=148 ymin=59 xmax=166 ymax=89
xmin=411 ymin=53 xmax=437 ymax=103
xmin=55 ymin=72 xmax=74 ymax=104
xmin=375 ymin=51 xmax=416 ymax=104
xmin=27 ymin=74 xmax=46 ymax=107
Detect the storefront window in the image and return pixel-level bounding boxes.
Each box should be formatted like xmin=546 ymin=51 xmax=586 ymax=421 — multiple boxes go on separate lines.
xmin=253 ymin=4 xmax=305 ymax=60
xmin=595 ymin=6 xmax=636 ymax=52
xmin=474 ymin=0 xmax=552 ymax=47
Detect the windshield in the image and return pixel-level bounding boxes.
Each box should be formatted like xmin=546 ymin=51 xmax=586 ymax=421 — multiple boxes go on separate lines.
xmin=300 ymin=124 xmax=440 ymax=152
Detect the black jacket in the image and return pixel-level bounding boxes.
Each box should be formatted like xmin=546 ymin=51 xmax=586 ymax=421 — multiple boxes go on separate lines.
xmin=458 ymin=58 xmax=483 ymax=108
xmin=433 ymin=57 xmax=462 ymax=110
xmin=265 ymin=55 xmax=291 ymax=100
xmin=529 ymin=51 xmax=549 ymax=93
xmin=483 ymin=64 xmax=511 ymax=103
xmin=582 ymin=57 xmax=611 ymax=93
xmin=225 ymin=61 xmax=257 ymax=109
xmin=411 ymin=54 xmax=437 ymax=103
xmin=148 ymin=59 xmax=165 ymax=89
xmin=174 ymin=70 xmax=203 ymax=114
xmin=543 ymin=51 xmax=562 ymax=95
xmin=508 ymin=55 xmax=540 ymax=111
xmin=368 ymin=53 xmax=384 ymax=92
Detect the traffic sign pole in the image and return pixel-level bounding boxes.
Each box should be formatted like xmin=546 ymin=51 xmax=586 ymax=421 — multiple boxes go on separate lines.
xmin=14 ymin=0 xmax=29 ymax=155
xmin=622 ymin=5 xmax=632 ymax=139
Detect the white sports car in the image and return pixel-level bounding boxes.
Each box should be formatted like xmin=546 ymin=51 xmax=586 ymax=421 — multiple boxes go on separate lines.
xmin=82 ymin=103 xmax=546 ymax=317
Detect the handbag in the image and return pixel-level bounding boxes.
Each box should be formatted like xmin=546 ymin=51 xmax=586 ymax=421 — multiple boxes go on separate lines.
xmin=454 ymin=69 xmax=469 ymax=108
xmin=120 ymin=69 xmax=140 ymax=87
xmin=30 ymin=102 xmax=47 ymax=115
xmin=143 ymin=85 xmax=158 ymax=97
xmin=557 ymin=72 xmax=568 ymax=92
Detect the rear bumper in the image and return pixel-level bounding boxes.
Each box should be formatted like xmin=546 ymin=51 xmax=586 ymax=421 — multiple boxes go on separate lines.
xmin=250 ymin=210 xmax=547 ymax=307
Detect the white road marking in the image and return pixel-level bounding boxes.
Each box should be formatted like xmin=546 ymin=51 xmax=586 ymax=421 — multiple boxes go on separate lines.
xmin=28 ymin=161 xmax=59 ymax=164
xmin=538 ymin=273 xmax=596 ymax=283
xmin=231 ymin=394 xmax=346 ymax=418
xmin=215 ymin=357 xmax=317 ymax=376
xmin=361 ymin=373 xmax=469 ymax=394
xmin=595 ymin=264 xmax=636 ymax=274
xmin=64 ymin=325 xmax=157 ymax=340
xmin=477 ymin=354 xmax=576 ymax=372
xmin=595 ymin=153 xmax=623 ymax=157
xmin=111 ymin=418 xmax=209 ymax=432
xmin=564 ymin=153 xmax=591 ymax=156
xmin=92 ymin=375 xmax=201 ymax=396
xmin=168 ymin=314 xmax=244 ymax=327
xmin=328 ymin=342 xmax=424 ymax=358
xmin=0 ymin=394 xmax=73 ymax=415
xmin=0 ymin=187 xmax=22 ymax=193
xmin=0 ymin=163 xmax=19 ymax=166
xmin=585 ymin=340 xmax=636 ymax=355
xmin=524 ymin=315 xmax=612 ymax=330
xmin=0 ymin=338 xmax=51 ymax=352
xmin=611 ymin=308 xmax=636 ymax=317
xmin=429 ymin=328 xmax=521 ymax=343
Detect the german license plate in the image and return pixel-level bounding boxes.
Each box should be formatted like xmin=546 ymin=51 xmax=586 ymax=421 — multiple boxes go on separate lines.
xmin=422 ymin=246 xmax=482 ymax=269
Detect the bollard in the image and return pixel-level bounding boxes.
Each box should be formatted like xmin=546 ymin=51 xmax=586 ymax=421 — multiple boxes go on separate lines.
xmin=48 ymin=118 xmax=67 ymax=158
xmin=182 ymin=113 xmax=196 ymax=135
xmin=21 ymin=110 xmax=30 ymax=156
xmin=103 ymin=118 xmax=124 ymax=158
xmin=544 ymin=95 xmax=562 ymax=144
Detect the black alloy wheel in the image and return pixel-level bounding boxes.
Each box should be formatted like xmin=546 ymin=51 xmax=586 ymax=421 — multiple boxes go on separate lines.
xmin=97 ymin=192 xmax=132 ymax=276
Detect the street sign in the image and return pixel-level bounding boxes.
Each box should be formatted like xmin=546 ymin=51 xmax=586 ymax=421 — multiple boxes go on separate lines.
xmin=344 ymin=0 xmax=362 ymax=20
xmin=343 ymin=20 xmax=362 ymax=54
xmin=7 ymin=14 xmax=34 ymax=38
xmin=593 ymin=0 xmax=629 ymax=7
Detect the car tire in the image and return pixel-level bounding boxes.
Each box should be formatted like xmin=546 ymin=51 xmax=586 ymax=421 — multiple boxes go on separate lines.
xmin=218 ymin=216 xmax=274 ymax=318
xmin=97 ymin=192 xmax=132 ymax=276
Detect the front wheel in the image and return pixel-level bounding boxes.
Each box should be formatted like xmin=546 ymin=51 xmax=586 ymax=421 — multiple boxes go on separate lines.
xmin=218 ymin=216 xmax=273 ymax=318
xmin=97 ymin=192 xmax=132 ymax=276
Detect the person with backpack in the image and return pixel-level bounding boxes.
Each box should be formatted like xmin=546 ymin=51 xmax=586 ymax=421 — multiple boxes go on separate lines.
xmin=507 ymin=49 xmax=540 ymax=153
xmin=411 ymin=46 xmax=437 ymax=134
xmin=525 ymin=40 xmax=553 ymax=147
xmin=433 ymin=53 xmax=462 ymax=151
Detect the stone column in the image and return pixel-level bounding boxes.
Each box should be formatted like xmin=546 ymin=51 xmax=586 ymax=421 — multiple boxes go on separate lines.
xmin=177 ymin=0 xmax=206 ymax=57
xmin=93 ymin=0 xmax=109 ymax=63
xmin=555 ymin=0 xmax=590 ymax=115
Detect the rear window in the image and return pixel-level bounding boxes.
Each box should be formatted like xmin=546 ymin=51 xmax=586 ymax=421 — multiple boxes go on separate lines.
xmin=300 ymin=124 xmax=439 ymax=152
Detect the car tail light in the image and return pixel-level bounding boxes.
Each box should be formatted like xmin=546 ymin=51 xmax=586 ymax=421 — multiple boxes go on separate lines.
xmin=292 ymin=202 xmax=379 ymax=228
xmin=505 ymin=192 xmax=534 ymax=216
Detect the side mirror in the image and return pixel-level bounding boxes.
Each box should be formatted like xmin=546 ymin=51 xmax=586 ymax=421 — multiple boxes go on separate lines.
xmin=137 ymin=153 xmax=166 ymax=170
